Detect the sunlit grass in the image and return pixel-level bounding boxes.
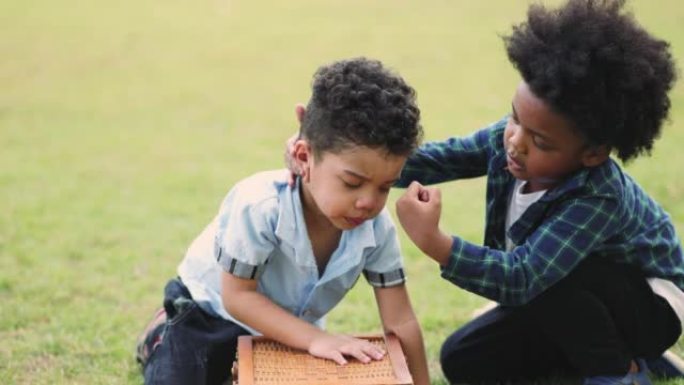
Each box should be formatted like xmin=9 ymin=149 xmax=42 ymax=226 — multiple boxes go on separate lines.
xmin=1 ymin=0 xmax=683 ymax=383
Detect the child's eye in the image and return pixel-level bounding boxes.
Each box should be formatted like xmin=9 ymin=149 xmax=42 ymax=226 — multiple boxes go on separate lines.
xmin=533 ymin=136 xmax=553 ymax=150
xmin=343 ymin=181 xmax=361 ymax=189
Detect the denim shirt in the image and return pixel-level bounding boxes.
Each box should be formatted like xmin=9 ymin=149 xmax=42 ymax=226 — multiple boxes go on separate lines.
xmin=178 ymin=170 xmax=405 ymax=334
xmin=397 ymin=117 xmax=684 ymax=306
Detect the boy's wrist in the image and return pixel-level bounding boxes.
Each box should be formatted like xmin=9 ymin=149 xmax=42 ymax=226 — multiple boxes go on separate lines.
xmin=419 ymin=230 xmax=452 ymax=266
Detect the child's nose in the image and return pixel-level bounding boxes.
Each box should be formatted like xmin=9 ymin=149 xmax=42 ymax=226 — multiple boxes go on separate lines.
xmin=508 ymin=142 xmax=523 ymax=157
xmin=509 ymin=129 xmax=528 ymax=155
xmin=355 ymin=192 xmax=381 ymax=212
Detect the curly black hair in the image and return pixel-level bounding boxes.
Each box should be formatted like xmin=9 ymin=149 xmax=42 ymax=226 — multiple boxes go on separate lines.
xmin=504 ymin=0 xmax=677 ymax=162
xmin=300 ymin=57 xmax=422 ymax=158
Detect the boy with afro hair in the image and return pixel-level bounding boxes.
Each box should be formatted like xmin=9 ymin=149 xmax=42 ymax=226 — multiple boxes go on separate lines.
xmin=395 ymin=0 xmax=682 ymax=383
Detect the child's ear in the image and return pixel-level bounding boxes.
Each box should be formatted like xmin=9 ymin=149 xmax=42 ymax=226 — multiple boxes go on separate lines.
xmin=581 ymin=145 xmax=610 ymax=168
xmin=293 ymin=139 xmax=313 ymax=182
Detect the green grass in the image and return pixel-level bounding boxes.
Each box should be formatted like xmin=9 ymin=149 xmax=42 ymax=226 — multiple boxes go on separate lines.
xmin=1 ymin=0 xmax=683 ymax=383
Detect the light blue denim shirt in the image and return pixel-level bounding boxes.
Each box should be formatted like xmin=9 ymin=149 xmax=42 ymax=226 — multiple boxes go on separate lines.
xmin=177 ymin=169 xmax=406 ymax=334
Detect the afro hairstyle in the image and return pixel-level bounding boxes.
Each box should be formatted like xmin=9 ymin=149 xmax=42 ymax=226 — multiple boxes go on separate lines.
xmin=505 ymin=0 xmax=677 ymax=162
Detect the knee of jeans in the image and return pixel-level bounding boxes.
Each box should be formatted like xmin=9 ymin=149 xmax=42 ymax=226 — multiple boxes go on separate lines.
xmin=440 ymin=333 xmax=471 ymax=383
xmin=652 ymin=306 xmax=683 ymax=357
xmin=440 ymin=356 xmax=470 ymax=384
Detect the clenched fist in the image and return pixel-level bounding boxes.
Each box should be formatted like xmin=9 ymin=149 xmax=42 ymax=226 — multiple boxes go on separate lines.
xmin=395 ymin=181 xmax=453 ymax=265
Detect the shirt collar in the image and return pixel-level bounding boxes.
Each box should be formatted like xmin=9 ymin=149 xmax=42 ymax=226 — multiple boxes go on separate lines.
xmin=274 ymin=177 xmax=377 ymax=269
xmin=274 ymin=177 xmax=310 ymax=266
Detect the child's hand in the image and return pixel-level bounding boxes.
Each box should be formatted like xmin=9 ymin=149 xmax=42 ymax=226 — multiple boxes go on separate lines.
xmin=396 ymin=181 xmax=452 ymax=265
xmin=283 ymin=133 xmax=300 ymax=186
xmin=396 ymin=181 xmax=442 ymax=242
xmin=308 ymin=334 xmax=386 ymax=365
xmin=283 ymin=104 xmax=307 ymax=187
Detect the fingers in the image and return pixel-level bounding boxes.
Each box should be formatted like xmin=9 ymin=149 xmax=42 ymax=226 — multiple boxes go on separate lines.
xmin=404 ymin=181 xmax=435 ymax=203
xmin=295 ymin=103 xmax=306 ymax=123
xmin=405 ymin=181 xmax=423 ymax=197
xmin=310 ymin=335 xmax=386 ymax=366
xmin=284 ymin=133 xmax=301 ymax=187
xmin=399 ymin=181 xmax=424 ymax=204
xmin=287 ymin=173 xmax=297 ymax=187
xmin=340 ymin=339 xmax=386 ymax=364
xmin=362 ymin=342 xmax=386 ymax=361
xmin=327 ymin=351 xmax=348 ymax=366
xmin=418 ymin=188 xmax=429 ymax=202
xmin=429 ymin=185 xmax=441 ymax=204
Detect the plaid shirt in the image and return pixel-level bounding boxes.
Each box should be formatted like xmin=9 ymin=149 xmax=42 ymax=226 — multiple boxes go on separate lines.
xmin=397 ymin=117 xmax=684 ymax=305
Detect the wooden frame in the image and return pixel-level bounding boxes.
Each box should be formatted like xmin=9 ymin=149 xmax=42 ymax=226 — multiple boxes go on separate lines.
xmin=234 ymin=333 xmax=413 ymax=385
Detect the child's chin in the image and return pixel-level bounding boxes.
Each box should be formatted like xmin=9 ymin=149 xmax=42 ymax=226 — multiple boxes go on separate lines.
xmin=338 ymin=218 xmax=363 ymax=230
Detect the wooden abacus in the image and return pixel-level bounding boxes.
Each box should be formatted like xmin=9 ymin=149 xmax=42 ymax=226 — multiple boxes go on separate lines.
xmin=233 ymin=334 xmax=413 ymax=385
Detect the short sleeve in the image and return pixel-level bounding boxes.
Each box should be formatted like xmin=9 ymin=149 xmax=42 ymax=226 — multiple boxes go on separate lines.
xmin=362 ymin=210 xmax=406 ymax=288
xmin=215 ymin=185 xmax=278 ymax=280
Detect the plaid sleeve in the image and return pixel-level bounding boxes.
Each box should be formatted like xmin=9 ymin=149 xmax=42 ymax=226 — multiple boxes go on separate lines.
xmin=395 ymin=117 xmax=506 ymax=187
xmin=441 ymin=196 xmax=621 ymax=305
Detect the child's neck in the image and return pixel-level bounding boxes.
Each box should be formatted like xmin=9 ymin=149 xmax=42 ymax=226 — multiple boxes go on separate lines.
xmin=300 ymin=184 xmax=342 ymax=277
xmin=524 ymin=177 xmax=562 ymax=193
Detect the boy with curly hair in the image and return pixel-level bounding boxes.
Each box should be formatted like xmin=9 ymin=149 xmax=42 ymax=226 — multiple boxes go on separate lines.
xmin=395 ymin=0 xmax=682 ymax=384
xmin=137 ymin=57 xmax=430 ymax=385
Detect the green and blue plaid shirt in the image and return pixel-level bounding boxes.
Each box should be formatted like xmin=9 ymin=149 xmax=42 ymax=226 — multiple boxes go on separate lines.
xmin=397 ymin=117 xmax=684 ymax=305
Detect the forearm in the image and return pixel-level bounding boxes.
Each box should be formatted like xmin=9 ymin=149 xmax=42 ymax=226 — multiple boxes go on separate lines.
xmin=396 ymin=121 xmax=503 ymax=188
xmin=224 ymin=273 xmax=387 ymax=365
xmin=397 ymin=142 xmax=486 ymax=187
xmin=413 ymin=228 xmax=453 ymax=267
xmin=224 ymin=290 xmax=327 ymax=350
xmin=441 ymin=236 xmax=552 ymax=305
xmin=376 ymin=285 xmax=430 ymax=385
xmin=385 ymin=318 xmax=430 ymax=385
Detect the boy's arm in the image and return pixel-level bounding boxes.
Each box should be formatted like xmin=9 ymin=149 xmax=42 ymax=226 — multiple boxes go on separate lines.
xmin=444 ymin=196 xmax=621 ymax=305
xmin=395 ymin=117 xmax=507 ymax=187
xmin=221 ymin=271 xmax=385 ymax=365
xmin=397 ymin=184 xmax=622 ymax=305
xmin=374 ymin=284 xmax=430 ymax=385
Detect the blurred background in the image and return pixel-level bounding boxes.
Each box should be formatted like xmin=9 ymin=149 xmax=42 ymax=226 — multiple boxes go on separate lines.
xmin=1 ymin=0 xmax=683 ymax=383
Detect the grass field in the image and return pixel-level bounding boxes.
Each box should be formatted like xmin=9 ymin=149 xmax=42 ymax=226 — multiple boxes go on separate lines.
xmin=1 ymin=0 xmax=683 ymax=384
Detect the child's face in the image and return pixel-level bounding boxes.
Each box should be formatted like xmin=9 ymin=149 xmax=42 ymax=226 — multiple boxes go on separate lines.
xmin=504 ymin=82 xmax=604 ymax=192
xmin=300 ymin=144 xmax=406 ymax=230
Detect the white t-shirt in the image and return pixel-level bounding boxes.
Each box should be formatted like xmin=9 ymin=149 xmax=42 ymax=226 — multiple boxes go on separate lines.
xmin=505 ymin=179 xmax=547 ymax=252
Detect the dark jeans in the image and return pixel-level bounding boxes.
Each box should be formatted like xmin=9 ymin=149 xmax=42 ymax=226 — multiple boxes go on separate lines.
xmin=143 ymin=278 xmax=250 ymax=385
xmin=440 ymin=258 xmax=682 ymax=384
